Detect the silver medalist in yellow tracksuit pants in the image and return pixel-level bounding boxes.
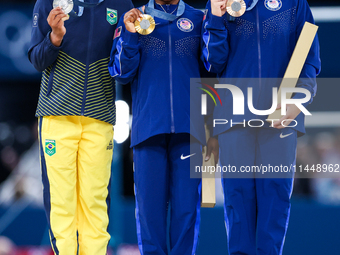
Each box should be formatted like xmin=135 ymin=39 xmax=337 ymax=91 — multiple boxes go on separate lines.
xmin=38 ymin=116 xmax=114 ymax=255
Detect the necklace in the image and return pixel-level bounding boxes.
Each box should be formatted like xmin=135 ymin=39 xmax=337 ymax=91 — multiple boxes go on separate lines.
xmin=156 ymin=3 xmax=178 ymax=14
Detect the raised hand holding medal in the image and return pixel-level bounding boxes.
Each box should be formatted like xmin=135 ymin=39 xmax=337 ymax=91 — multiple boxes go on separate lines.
xmin=123 ymin=7 xmax=156 ymax=36
xmin=125 ymin=0 xmax=185 ymax=35
xmin=124 ymin=8 xmax=145 ymax=33
xmin=47 ymin=7 xmax=68 ymax=47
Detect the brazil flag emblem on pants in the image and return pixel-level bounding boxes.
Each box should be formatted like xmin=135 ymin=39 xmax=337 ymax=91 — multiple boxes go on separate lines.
xmin=107 ymin=8 xmax=117 ymax=25
xmin=45 ymin=140 xmax=56 ymax=156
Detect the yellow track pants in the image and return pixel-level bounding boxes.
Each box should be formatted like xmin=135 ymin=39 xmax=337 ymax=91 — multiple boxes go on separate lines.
xmin=38 ymin=116 xmax=114 ymax=255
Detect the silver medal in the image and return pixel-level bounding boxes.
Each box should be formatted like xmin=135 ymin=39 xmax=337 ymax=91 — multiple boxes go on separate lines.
xmin=53 ymin=0 xmax=74 ymax=14
xmin=140 ymin=19 xmax=151 ymax=30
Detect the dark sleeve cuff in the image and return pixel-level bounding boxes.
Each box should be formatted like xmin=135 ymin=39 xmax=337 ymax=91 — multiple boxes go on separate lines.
xmin=207 ymin=14 xmax=226 ymax=30
xmin=291 ymin=88 xmax=313 ymax=106
xmin=46 ymin=31 xmax=63 ymax=50
xmin=123 ymin=30 xmax=139 ymax=46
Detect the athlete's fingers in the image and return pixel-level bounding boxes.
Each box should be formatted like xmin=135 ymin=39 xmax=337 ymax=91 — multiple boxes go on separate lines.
xmin=205 ymin=145 xmax=212 ymax=161
xmin=48 ymin=7 xmax=67 ymax=27
xmin=124 ymin=13 xmax=137 ymax=23
xmin=274 ymin=104 xmax=301 ymax=129
xmin=55 ymin=13 xmax=68 ymax=23
xmin=276 ymin=103 xmax=282 ymax=110
xmin=135 ymin=8 xmax=143 ymax=18
xmin=50 ymin=13 xmax=68 ymax=28
xmin=124 ymin=9 xmax=142 ymax=33
xmin=273 ymin=119 xmax=283 ymax=128
xmin=61 ymin=15 xmax=69 ymax=22
xmin=211 ymin=0 xmax=227 ymax=16
xmin=130 ymin=8 xmax=142 ymax=19
xmin=273 ymin=123 xmax=284 ymax=129
xmin=220 ymin=0 xmax=227 ymax=7
xmin=47 ymin=8 xmax=65 ymax=23
xmin=213 ymin=0 xmax=227 ymax=4
xmin=205 ymin=137 xmax=219 ymax=162
xmin=49 ymin=7 xmax=63 ymax=15
xmin=125 ymin=13 xmax=139 ymax=23
xmin=273 ymin=116 xmax=290 ymax=129
xmin=124 ymin=8 xmax=142 ymax=23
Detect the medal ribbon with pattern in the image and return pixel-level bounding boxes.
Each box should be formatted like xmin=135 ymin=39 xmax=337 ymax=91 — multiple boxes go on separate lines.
xmin=144 ymin=0 xmax=185 ymax=22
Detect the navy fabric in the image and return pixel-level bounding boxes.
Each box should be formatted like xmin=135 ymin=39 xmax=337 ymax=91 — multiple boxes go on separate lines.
xmin=202 ymin=0 xmax=321 ymax=136
xmin=218 ymin=126 xmax=296 ymax=255
xmin=133 ymin=133 xmax=202 ymax=255
xmin=109 ymin=2 xmax=206 ymax=147
xmin=38 ymin=117 xmax=59 ymax=254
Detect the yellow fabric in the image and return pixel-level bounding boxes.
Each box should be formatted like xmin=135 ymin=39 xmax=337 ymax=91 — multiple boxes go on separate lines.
xmin=39 ymin=116 xmax=114 ymax=255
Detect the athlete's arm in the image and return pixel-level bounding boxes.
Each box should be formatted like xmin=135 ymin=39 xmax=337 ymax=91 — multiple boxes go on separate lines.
xmin=28 ymin=0 xmax=67 ymax=72
xmin=292 ymin=0 xmax=321 ymax=104
xmin=205 ymin=137 xmax=219 ymax=164
xmin=201 ymin=0 xmax=229 ymax=74
xmin=108 ymin=9 xmax=143 ymax=84
xmin=273 ymin=0 xmax=321 ymax=129
xmin=211 ymin=0 xmax=227 ymax=17
xmin=48 ymin=7 xmax=67 ymax=47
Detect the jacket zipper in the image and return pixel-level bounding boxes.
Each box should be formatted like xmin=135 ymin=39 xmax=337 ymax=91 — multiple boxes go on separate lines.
xmin=256 ymin=6 xmax=262 ymax=104
xmin=81 ymin=8 xmax=94 ymax=115
xmin=169 ymin=22 xmax=175 ymax=133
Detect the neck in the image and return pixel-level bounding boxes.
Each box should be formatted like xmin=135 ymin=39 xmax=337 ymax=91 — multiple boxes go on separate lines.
xmin=155 ymin=0 xmax=180 ymax=5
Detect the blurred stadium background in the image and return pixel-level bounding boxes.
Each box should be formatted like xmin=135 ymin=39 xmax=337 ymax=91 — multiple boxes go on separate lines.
xmin=0 ymin=0 xmax=340 ymax=254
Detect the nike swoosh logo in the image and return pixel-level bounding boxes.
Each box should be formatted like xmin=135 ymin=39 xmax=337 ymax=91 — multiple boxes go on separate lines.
xmin=181 ymin=153 xmax=196 ymax=160
xmin=280 ymin=132 xmax=293 ymax=139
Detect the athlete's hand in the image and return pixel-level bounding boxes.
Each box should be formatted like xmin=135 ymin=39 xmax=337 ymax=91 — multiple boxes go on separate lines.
xmin=273 ymin=104 xmax=301 ymax=129
xmin=47 ymin=7 xmax=68 ymax=47
xmin=211 ymin=0 xmax=227 ymax=17
xmin=205 ymin=137 xmax=219 ymax=164
xmin=124 ymin=8 xmax=143 ymax=33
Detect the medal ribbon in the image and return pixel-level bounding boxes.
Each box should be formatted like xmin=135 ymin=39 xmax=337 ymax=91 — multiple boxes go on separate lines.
xmin=144 ymin=0 xmax=185 ymax=22
xmin=69 ymin=0 xmax=104 ymax=17
xmin=246 ymin=0 xmax=258 ymax=11
xmin=73 ymin=0 xmax=104 ymax=8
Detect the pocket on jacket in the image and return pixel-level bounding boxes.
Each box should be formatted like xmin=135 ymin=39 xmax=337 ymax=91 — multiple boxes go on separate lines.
xmin=46 ymin=63 xmax=57 ymax=97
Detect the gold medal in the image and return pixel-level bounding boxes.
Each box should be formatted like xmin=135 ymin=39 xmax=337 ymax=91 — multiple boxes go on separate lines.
xmin=226 ymin=0 xmax=246 ymax=18
xmin=135 ymin=14 xmax=156 ymax=35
